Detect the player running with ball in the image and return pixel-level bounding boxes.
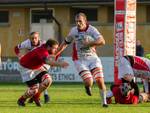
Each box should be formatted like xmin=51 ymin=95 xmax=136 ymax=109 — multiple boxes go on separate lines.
xmin=56 ymin=13 xmax=108 ymax=107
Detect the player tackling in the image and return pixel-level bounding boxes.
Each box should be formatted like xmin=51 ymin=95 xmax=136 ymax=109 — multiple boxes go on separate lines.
xmin=14 ymin=32 xmax=50 ymax=103
xmin=16 ymin=39 xmax=69 ymax=107
xmin=118 ymin=55 xmax=150 ymax=101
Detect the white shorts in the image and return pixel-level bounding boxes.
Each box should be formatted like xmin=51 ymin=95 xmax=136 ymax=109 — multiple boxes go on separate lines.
xmin=19 ymin=64 xmax=50 ymax=82
xmin=74 ymin=55 xmax=104 ymax=77
xmin=118 ymin=57 xmax=134 ymax=81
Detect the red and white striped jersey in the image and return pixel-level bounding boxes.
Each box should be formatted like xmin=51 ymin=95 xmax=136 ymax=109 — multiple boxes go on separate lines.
xmin=119 ymin=55 xmax=150 ymax=80
xmin=65 ymin=25 xmax=102 ymax=60
xmin=14 ymin=39 xmax=45 ymax=55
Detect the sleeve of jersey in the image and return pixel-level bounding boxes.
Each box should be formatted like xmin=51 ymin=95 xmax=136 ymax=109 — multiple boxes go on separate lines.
xmin=14 ymin=40 xmax=29 ymax=55
xmin=14 ymin=43 xmax=26 ymax=55
xmin=91 ymin=26 xmax=102 ymax=40
xmin=14 ymin=46 xmax=20 ymax=55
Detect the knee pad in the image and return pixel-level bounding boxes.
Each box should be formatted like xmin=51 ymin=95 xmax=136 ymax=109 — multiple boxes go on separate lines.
xmin=25 ymin=84 xmax=39 ymax=97
xmin=79 ymin=70 xmax=92 ymax=81
xmin=41 ymin=74 xmax=52 ymax=89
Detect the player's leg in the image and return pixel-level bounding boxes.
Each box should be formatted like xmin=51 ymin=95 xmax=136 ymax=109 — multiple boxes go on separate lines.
xmin=42 ymin=64 xmax=50 ymax=103
xmin=143 ymin=79 xmax=149 ymax=93
xmin=43 ymin=89 xmax=50 ymax=103
xmin=91 ymin=67 xmax=108 ymax=107
xmin=90 ymin=56 xmax=108 ymax=107
xmin=17 ymin=83 xmax=39 ymax=106
xmin=79 ymin=70 xmax=93 ymax=96
xmin=18 ymin=66 xmax=39 ymax=105
xmin=149 ymin=81 xmax=150 ymax=94
xmin=33 ymin=73 xmax=52 ymax=106
xmin=106 ymin=84 xmax=118 ymax=104
xmin=74 ymin=60 xmax=93 ymax=96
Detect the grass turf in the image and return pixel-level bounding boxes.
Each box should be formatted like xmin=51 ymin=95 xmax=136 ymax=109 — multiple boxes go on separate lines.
xmin=0 ymin=83 xmax=149 ymax=113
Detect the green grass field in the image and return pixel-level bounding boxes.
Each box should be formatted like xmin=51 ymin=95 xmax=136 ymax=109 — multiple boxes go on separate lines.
xmin=0 ymin=83 xmax=149 ymax=113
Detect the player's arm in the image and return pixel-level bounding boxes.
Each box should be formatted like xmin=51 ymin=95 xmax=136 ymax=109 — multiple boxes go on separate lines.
xmin=14 ymin=46 xmax=30 ymax=59
xmin=106 ymin=84 xmax=117 ymax=104
xmin=82 ymin=27 xmax=105 ymax=48
xmin=83 ymin=36 xmax=105 ymax=47
xmin=14 ymin=39 xmax=30 ymax=58
xmin=55 ymin=41 xmax=68 ymax=57
xmin=122 ymin=78 xmax=140 ymax=96
xmin=55 ymin=36 xmax=73 ymax=56
xmin=130 ymin=80 xmax=139 ymax=96
xmin=45 ymin=55 xmax=69 ymax=68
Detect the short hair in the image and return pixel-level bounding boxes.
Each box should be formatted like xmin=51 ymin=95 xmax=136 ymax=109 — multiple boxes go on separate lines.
xmin=75 ymin=12 xmax=87 ymax=21
xmin=30 ymin=32 xmax=39 ymax=36
xmin=46 ymin=39 xmax=59 ymax=47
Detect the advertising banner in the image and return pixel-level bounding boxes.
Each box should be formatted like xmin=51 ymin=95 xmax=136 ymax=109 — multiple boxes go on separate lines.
xmin=0 ymin=57 xmax=114 ymax=82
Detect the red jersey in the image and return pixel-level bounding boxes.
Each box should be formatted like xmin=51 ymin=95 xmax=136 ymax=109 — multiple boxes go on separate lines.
xmin=112 ymin=86 xmax=138 ymax=104
xmin=20 ymin=44 xmax=49 ymax=69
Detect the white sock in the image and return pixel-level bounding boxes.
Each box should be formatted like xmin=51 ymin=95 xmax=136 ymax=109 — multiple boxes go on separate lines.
xmin=143 ymin=80 xmax=149 ymax=93
xmin=44 ymin=89 xmax=48 ymax=95
xmin=100 ymin=90 xmax=107 ymax=105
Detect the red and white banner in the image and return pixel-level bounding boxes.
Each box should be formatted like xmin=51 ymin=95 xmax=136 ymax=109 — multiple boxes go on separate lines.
xmin=114 ymin=0 xmax=136 ymax=84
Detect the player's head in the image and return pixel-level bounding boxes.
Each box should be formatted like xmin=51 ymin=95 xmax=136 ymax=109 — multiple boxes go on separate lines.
xmin=46 ymin=39 xmax=59 ymax=54
xmin=29 ymin=32 xmax=40 ymax=46
xmin=75 ymin=12 xmax=87 ymax=30
xmin=120 ymin=83 xmax=131 ymax=97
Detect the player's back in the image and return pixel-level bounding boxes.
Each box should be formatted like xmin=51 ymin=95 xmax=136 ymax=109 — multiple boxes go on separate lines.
xmin=112 ymin=85 xmax=138 ymax=104
xmin=133 ymin=56 xmax=150 ymax=71
xmin=20 ymin=44 xmax=49 ymax=69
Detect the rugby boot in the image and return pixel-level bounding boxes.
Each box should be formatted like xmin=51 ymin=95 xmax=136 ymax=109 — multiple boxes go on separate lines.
xmin=85 ymin=86 xmax=92 ymax=96
xmin=17 ymin=96 xmax=26 ymax=107
xmin=44 ymin=94 xmax=50 ymax=103
xmin=103 ymin=104 xmax=108 ymax=108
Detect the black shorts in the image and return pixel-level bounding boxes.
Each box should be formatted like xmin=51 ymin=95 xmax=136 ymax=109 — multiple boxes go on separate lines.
xmin=25 ymin=71 xmax=48 ymax=87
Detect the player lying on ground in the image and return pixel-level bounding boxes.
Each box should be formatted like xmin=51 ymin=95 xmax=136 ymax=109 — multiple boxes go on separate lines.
xmin=106 ymin=83 xmax=139 ymax=104
xmin=118 ymin=55 xmax=150 ymax=96
xmin=16 ymin=39 xmax=69 ymax=107
xmin=106 ymin=83 xmax=150 ymax=104
xmin=14 ymin=32 xmax=50 ymax=103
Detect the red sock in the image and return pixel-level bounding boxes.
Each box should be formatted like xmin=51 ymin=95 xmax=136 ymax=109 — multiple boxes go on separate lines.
xmin=34 ymin=92 xmax=41 ymax=100
xmin=19 ymin=95 xmax=26 ymax=101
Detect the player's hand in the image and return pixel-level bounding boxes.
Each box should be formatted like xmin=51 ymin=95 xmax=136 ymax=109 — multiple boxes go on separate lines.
xmin=82 ymin=38 xmax=90 ymax=47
